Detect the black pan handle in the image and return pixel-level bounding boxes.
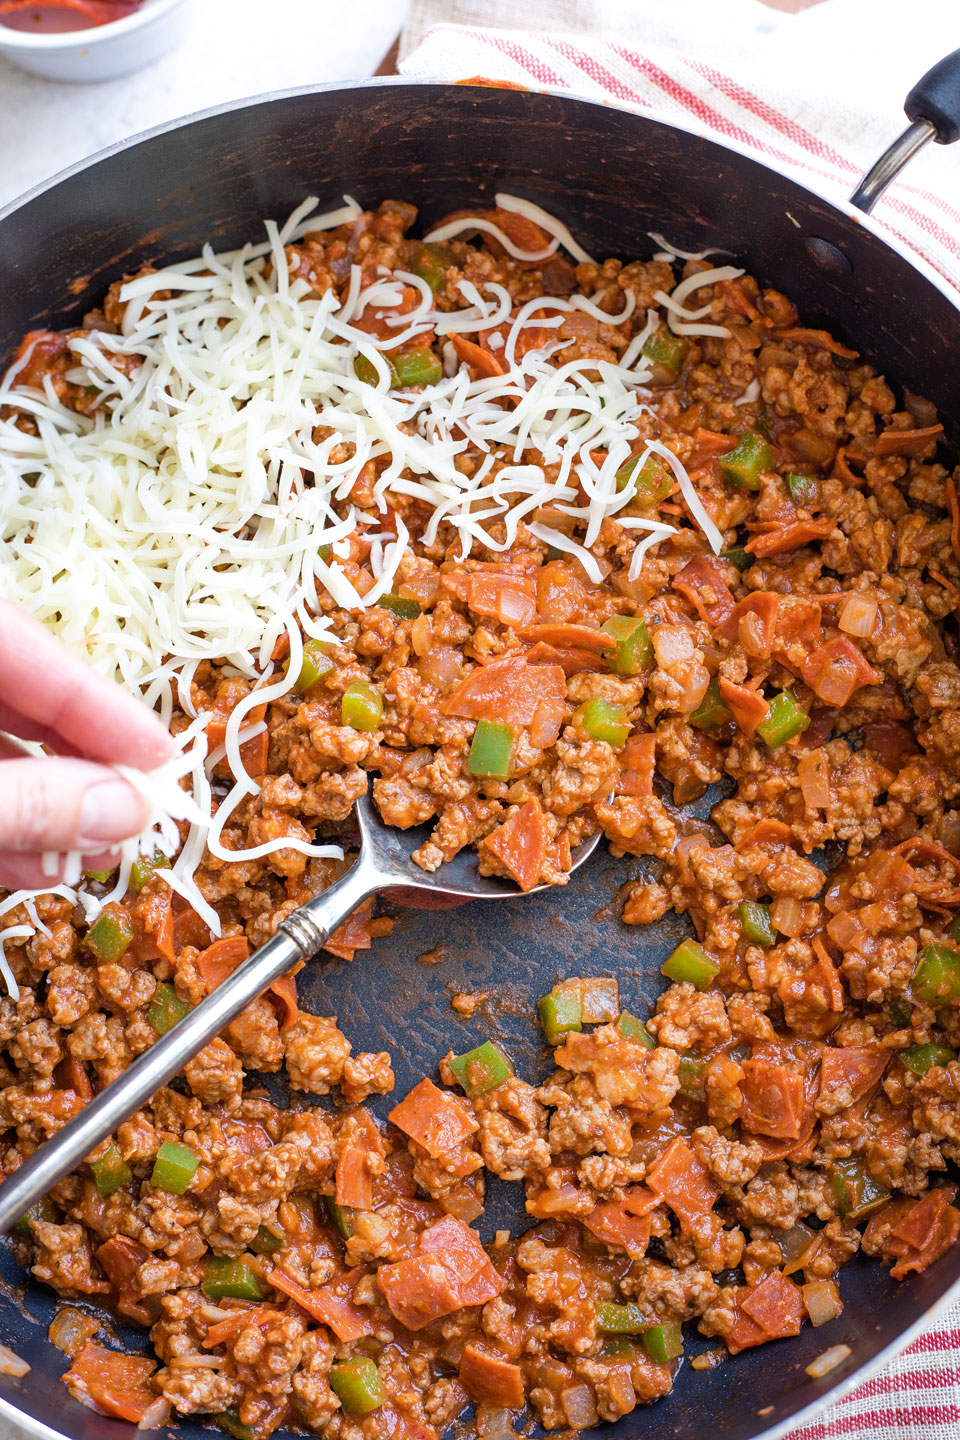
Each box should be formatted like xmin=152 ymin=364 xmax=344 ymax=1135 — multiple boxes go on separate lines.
xmin=851 ymin=47 xmax=960 ymax=213
xmin=905 ymin=47 xmax=960 ymax=144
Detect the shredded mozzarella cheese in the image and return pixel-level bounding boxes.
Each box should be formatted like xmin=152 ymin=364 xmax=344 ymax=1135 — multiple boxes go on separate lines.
xmin=653 ymin=265 xmax=745 ymax=338
xmin=0 ymin=194 xmax=731 ymax=993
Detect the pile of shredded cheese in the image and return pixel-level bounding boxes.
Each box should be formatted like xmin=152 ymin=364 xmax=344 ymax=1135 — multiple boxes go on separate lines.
xmin=0 ymin=193 xmax=735 ymax=994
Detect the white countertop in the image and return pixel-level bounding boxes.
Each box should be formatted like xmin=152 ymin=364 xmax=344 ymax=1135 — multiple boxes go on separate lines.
xmin=0 ymin=0 xmax=407 ymax=209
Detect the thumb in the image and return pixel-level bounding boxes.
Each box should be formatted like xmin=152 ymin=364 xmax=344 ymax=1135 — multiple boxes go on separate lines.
xmin=0 ymin=757 xmax=148 ymax=856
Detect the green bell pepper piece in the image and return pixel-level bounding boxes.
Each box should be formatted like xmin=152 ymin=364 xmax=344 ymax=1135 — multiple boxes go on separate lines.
xmin=786 ymin=472 xmax=820 ymax=509
xmin=288 ymin=637 xmax=334 ymax=694
xmin=690 ymin=676 xmax=731 ymax=734
xmin=250 ymin=1224 xmax=286 ymax=1255
xmin=466 ymin=719 xmax=516 ymax=781
xmin=378 ymin=593 xmax=421 ymax=620
xmin=325 ymin=1196 xmax=357 ymax=1238
xmin=756 ymin=689 xmax=809 ymax=748
xmin=393 ymin=349 xmax=443 ymax=388
xmin=91 ymin=1143 xmax=132 ymax=1198
xmin=448 ymin=1040 xmax=515 ymax=1098
xmin=601 ymin=615 xmax=653 ymax=675
xmin=83 ymin=867 xmax=117 ymax=884
xmin=130 ymin=849 xmax=171 ymax=893
xmin=411 ymin=242 xmax=453 ymax=292
xmin=829 ymin=1160 xmax=890 ymax=1222
xmin=539 ymin=987 xmax=583 ymax=1046
xmin=147 ymin=982 xmax=192 ymax=1037
xmin=601 ymin=1336 xmax=641 ymax=1360
xmin=615 ymin=452 xmax=674 ymax=506
xmin=739 ymin=900 xmax=777 ymax=948
xmin=214 ymin=1411 xmax=253 ymax=1440
xmin=201 ymin=1257 xmax=265 ymax=1303
xmin=721 ymin=546 xmax=752 ymax=573
xmin=596 ymin=1301 xmax=646 ymax=1334
xmin=342 ymin=682 xmax=383 ymax=732
xmin=643 ymin=1321 xmax=683 ymax=1364
xmin=573 ymin=696 xmax=631 ymax=749
xmin=86 ymin=907 xmax=135 ymax=963
xmin=151 ymin=1140 xmax=199 ymax=1195
xmin=900 ymin=1043 xmax=956 ymax=1077
xmin=329 ymin=1358 xmax=383 ymax=1417
xmin=11 ymin=1195 xmax=58 ymax=1238
xmin=719 ymin=430 xmax=773 ymax=491
xmin=615 ymin=1011 xmax=657 ymax=1048
xmin=677 ymin=1056 xmax=706 ymax=1101
xmin=661 ymin=939 xmax=719 ymax=991
xmin=886 ymin=994 xmax=914 ymax=1027
xmin=641 ymin=328 xmax=689 ymax=375
xmin=913 ymin=943 xmax=960 ymax=1006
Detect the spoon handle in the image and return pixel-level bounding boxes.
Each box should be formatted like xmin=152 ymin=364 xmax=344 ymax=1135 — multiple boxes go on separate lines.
xmin=0 ymin=853 xmax=378 ymax=1233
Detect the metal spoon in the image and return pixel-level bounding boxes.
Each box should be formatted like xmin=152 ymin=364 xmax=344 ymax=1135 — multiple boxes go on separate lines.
xmin=0 ymin=793 xmax=602 ymax=1232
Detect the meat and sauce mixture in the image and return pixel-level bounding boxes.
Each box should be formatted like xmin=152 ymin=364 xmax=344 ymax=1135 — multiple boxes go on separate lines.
xmin=3 ymin=200 xmax=960 ymax=1438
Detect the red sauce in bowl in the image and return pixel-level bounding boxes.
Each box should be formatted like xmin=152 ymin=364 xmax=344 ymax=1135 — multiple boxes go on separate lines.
xmin=0 ymin=0 xmax=143 ymax=31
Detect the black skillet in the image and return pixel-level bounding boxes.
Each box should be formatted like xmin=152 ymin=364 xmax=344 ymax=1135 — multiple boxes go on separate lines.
xmin=1 ymin=47 xmax=960 ymax=1440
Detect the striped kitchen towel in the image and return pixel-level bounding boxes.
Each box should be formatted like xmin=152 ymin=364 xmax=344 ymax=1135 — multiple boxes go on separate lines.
xmin=400 ymin=2 xmax=960 ymax=1436
xmin=399 ymin=0 xmax=960 ymax=296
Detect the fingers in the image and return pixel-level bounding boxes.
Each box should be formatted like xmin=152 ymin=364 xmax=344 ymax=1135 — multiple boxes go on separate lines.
xmin=0 ymin=849 xmax=120 ymax=892
xmin=0 ymin=757 xmax=148 ymax=860
xmin=0 ymin=602 xmax=174 ymax=771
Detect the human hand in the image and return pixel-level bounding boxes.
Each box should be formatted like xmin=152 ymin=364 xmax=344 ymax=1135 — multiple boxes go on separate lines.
xmin=0 ymin=601 xmax=175 ymax=891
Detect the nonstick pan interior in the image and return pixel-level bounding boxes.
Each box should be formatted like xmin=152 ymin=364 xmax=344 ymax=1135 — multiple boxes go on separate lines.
xmin=0 ymin=78 xmax=958 ymax=1440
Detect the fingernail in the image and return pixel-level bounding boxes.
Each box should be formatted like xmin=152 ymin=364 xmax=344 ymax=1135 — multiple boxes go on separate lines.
xmin=77 ymin=781 xmax=145 ymax=848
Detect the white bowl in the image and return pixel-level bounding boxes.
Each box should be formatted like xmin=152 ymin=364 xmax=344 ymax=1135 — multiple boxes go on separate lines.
xmin=0 ymin=0 xmax=190 ymax=82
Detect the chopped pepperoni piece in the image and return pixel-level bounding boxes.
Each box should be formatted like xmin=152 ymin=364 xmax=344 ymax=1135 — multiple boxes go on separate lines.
xmin=584 ymin=1188 xmax=657 ymax=1257
xmin=673 ymin=554 xmax=735 ymax=627
xmin=459 ymin=1340 xmax=524 ymax=1408
xmin=801 ymin=636 xmax=882 ymax=707
xmin=645 ymin=1138 xmax=720 ymax=1228
xmin=727 ymin=1272 xmax=805 ymax=1354
xmin=481 ymin=798 xmax=548 ymax=892
xmin=389 ymin=1078 xmax=478 ymax=1158
xmin=818 ymin=1047 xmax=889 ymax=1108
xmin=740 ymin=1058 xmax=806 ymax=1140
xmin=746 ymin=519 xmax=834 ymax=558
xmin=442 ymin=654 xmax=566 ymax=728
xmin=377 ymin=1217 xmax=503 ymax=1330
xmin=268 ymin=1270 xmax=371 ymax=1341
xmin=336 ymin=1110 xmax=385 ymax=1210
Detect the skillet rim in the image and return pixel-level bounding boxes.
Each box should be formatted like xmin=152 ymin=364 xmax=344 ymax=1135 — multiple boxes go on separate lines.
xmin=0 ymin=72 xmax=959 ymax=1440
xmin=0 ymin=73 xmax=957 ymax=320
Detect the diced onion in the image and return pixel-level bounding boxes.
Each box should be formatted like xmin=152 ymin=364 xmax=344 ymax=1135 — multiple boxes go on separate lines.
xmin=48 ymin=1308 xmax=98 ymax=1357
xmin=476 ymin=1405 xmax=518 ymax=1440
xmin=690 ymin=1348 xmax=725 ymax=1370
xmin=839 ymin=592 xmax=878 ymax=639
xmin=770 ymin=896 xmax=803 ymax=938
xmin=577 ymin=977 xmax=620 ymax=1023
xmin=798 ymin=749 xmax=831 ymax=810
xmin=138 ymin=1397 xmax=171 ymax=1430
xmin=806 ymin=1343 xmax=852 ymax=1378
xmin=777 ymin=1221 xmax=816 ymax=1263
xmin=827 ymin=910 xmax=864 ymax=950
xmin=561 ymin=1384 xmax=599 ymax=1429
xmin=0 ymin=1343 xmax=29 ymax=1377
xmin=814 ymin=658 xmax=858 ymax=708
xmin=802 ymin=1279 xmax=843 ymax=1327
xmin=441 ymin=1182 xmax=485 ymax=1224
xmin=532 ymin=506 xmax=577 ymax=534
xmin=652 ymin=625 xmax=694 ymax=667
